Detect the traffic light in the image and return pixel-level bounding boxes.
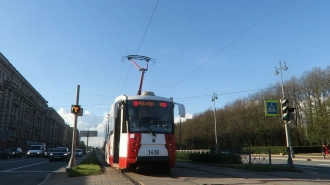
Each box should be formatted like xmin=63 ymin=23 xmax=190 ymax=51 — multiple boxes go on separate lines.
xmin=280 ymin=98 xmax=289 ymax=121
xmin=287 ymin=108 xmax=296 ymax=124
xmin=71 ymin=105 xmax=81 ymax=114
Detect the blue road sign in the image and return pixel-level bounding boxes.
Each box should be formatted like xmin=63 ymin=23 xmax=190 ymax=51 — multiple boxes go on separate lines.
xmin=264 ymin=100 xmax=280 ymax=117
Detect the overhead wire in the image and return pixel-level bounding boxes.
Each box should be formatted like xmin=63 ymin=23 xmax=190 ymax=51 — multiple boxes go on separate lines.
xmin=164 ymin=0 xmax=288 ymax=95
xmin=174 ymin=87 xmax=277 ymax=100
xmin=46 ymin=0 xmax=286 ymax=112
xmin=119 ymin=0 xmax=160 ymax=95
xmin=48 ymin=86 xmax=276 ymax=108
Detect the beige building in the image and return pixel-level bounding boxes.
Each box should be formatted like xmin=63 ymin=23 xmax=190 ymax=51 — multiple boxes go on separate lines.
xmin=0 ymin=52 xmax=73 ymax=152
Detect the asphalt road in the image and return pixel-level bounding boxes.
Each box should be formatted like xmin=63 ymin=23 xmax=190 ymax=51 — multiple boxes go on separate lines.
xmin=272 ymin=155 xmax=330 ymax=174
xmin=0 ymin=156 xmax=81 ymax=185
xmin=1 ymin=154 xmax=329 ymax=185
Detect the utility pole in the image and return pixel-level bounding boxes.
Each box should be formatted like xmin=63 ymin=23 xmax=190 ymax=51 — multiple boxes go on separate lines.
xmin=179 ymin=117 xmax=182 ymax=150
xmin=212 ymin=93 xmax=218 ymax=154
xmin=66 ymin=85 xmax=81 ymax=171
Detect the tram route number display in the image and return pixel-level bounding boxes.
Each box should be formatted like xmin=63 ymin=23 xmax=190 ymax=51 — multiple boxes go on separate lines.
xmin=148 ymin=150 xmax=159 ymax=155
xmin=133 ymin=101 xmax=167 ymax=107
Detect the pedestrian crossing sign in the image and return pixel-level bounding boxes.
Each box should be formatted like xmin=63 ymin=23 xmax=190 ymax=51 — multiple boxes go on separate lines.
xmin=264 ymin=100 xmax=280 ymax=117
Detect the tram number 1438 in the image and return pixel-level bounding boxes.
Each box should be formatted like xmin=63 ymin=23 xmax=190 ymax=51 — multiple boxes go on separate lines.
xmin=148 ymin=150 xmax=159 ymax=155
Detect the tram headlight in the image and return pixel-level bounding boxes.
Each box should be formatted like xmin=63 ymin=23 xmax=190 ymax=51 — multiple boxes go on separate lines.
xmin=169 ymin=143 xmax=172 ymax=146
xmin=170 ymin=149 xmax=173 ymax=152
xmin=131 ymin=148 xmax=136 ymax=152
xmin=133 ymin=142 xmax=137 ymax=146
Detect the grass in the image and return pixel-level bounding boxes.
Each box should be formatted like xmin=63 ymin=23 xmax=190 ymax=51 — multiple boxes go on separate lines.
xmin=69 ymin=152 xmax=103 ymax=177
xmin=177 ymin=159 xmax=302 ymax=172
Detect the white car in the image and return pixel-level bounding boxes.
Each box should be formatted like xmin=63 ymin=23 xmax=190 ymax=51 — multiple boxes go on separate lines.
xmin=27 ymin=145 xmax=44 ymax=158
xmin=75 ymin=149 xmax=83 ymax=157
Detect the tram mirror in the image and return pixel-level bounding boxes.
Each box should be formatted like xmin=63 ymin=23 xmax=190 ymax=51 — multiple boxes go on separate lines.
xmin=175 ymin=103 xmax=186 ymax=117
xmin=110 ymin=102 xmax=119 ymax=118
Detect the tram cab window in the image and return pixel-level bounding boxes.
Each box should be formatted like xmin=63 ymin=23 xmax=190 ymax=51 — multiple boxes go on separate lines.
xmin=126 ymin=100 xmax=174 ymax=134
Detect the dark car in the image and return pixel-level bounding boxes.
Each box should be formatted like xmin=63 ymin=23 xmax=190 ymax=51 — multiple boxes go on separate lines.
xmin=81 ymin=148 xmax=86 ymax=154
xmin=75 ymin=149 xmax=83 ymax=157
xmin=0 ymin=148 xmax=10 ymax=159
xmin=7 ymin=147 xmax=23 ymax=158
xmin=44 ymin=148 xmax=55 ymax=158
xmin=49 ymin=147 xmax=70 ymax=162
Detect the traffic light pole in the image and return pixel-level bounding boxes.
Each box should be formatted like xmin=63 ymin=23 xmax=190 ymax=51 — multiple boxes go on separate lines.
xmin=284 ymin=120 xmax=293 ymax=166
xmin=66 ymin=85 xmax=80 ymax=171
xmin=276 ymin=61 xmax=293 ymax=166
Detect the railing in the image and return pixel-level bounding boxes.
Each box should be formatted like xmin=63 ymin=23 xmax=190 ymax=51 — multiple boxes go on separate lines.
xmin=241 ymin=149 xmax=272 ymax=165
xmin=177 ymin=149 xmax=210 ymax=154
xmin=176 ymin=148 xmax=272 ymax=165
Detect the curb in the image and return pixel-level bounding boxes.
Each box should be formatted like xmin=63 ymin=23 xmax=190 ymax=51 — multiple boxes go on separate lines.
xmin=37 ymin=167 xmax=69 ymax=185
xmin=37 ymin=173 xmax=52 ymax=185
xmin=272 ymin=156 xmax=330 ymax=162
xmin=37 ymin=153 xmax=90 ymax=185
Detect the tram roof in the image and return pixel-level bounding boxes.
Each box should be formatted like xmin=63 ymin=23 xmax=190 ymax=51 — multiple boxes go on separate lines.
xmin=113 ymin=92 xmax=173 ymax=103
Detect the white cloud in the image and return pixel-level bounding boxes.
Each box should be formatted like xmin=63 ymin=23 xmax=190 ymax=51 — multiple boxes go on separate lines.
xmin=174 ymin=113 xmax=193 ymax=123
xmin=57 ymin=108 xmax=107 ymax=147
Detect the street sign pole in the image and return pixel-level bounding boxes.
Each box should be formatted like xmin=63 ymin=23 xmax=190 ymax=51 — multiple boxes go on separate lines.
xmin=66 ymin=85 xmax=80 ymax=171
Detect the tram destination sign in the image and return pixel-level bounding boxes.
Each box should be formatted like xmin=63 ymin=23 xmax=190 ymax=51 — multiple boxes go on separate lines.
xmin=133 ymin=100 xmax=167 ymax=107
xmin=80 ymin=131 xmax=98 ymax=137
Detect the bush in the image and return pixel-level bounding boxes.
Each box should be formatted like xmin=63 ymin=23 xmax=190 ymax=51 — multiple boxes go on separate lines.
xmin=242 ymin=146 xmax=322 ymax=154
xmin=242 ymin=146 xmax=286 ymax=154
xmin=291 ymin=146 xmax=322 ymax=154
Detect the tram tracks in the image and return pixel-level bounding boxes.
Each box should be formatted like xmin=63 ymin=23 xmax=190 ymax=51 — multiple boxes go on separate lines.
xmin=113 ymin=163 xmax=254 ymax=185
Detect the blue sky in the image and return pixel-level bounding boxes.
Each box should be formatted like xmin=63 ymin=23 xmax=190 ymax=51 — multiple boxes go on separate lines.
xmin=1 ymin=0 xmax=330 ymax=147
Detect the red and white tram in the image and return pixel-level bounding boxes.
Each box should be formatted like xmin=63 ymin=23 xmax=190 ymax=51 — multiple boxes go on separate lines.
xmin=104 ymin=91 xmax=185 ymax=170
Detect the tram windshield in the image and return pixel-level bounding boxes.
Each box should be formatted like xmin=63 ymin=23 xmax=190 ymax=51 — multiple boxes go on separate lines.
xmin=126 ymin=100 xmax=174 ymax=134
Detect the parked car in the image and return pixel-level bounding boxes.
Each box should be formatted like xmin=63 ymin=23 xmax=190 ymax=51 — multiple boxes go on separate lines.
xmin=0 ymin=148 xmax=10 ymax=159
xmin=75 ymin=149 xmax=83 ymax=157
xmin=44 ymin=148 xmax=55 ymax=158
xmin=49 ymin=147 xmax=70 ymax=162
xmin=7 ymin=147 xmax=23 ymax=158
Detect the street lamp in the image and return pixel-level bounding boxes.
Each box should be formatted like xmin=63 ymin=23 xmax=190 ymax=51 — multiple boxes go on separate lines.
xmin=274 ymin=61 xmax=293 ymax=166
xmin=212 ymin=93 xmax=218 ymax=154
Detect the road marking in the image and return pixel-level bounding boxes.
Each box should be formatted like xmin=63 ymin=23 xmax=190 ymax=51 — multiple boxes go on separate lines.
xmin=0 ymin=159 xmax=35 ymax=164
xmin=318 ymin=164 xmax=330 ymax=166
xmin=295 ymin=166 xmax=318 ymax=169
xmin=5 ymin=161 xmax=48 ymax=171
xmin=0 ymin=171 xmax=54 ymax=173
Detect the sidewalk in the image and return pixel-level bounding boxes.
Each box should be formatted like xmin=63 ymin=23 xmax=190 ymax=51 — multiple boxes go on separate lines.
xmin=272 ymin=154 xmax=330 ymax=162
xmin=39 ymin=153 xmax=330 ymax=185
xmin=38 ymin=152 xmax=133 ymax=185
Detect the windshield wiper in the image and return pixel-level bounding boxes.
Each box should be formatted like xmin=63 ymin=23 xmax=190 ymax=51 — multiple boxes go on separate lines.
xmin=147 ymin=127 xmax=156 ymax=137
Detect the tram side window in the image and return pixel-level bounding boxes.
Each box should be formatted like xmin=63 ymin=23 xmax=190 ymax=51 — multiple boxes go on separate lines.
xmin=109 ymin=117 xmax=114 ymax=136
xmin=114 ymin=106 xmax=121 ymax=133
